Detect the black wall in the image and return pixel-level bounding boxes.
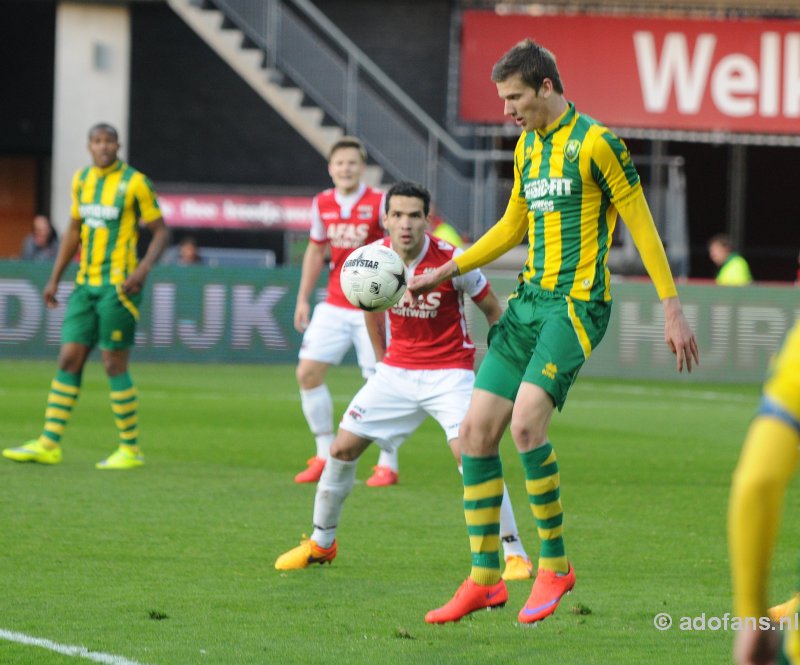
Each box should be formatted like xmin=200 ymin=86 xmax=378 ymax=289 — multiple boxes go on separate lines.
xmin=668 ymin=141 xmax=799 ymax=281
xmin=315 ymin=0 xmax=453 ymax=126
xmin=129 ymin=3 xmax=328 ymax=189
xmin=0 ymin=1 xmax=55 ymax=154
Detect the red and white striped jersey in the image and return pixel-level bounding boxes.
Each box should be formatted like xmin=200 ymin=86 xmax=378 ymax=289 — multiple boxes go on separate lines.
xmin=310 ymin=183 xmax=385 ymax=309
xmin=381 ymin=234 xmax=491 ymax=370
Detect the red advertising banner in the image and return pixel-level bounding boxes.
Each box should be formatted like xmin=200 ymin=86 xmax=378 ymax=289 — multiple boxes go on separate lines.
xmin=159 ymin=193 xmax=313 ymax=231
xmin=460 ymin=11 xmax=800 ymax=135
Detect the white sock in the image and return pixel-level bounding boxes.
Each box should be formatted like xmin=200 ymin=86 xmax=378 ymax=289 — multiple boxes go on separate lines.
xmin=300 ymin=384 xmax=334 ymax=459
xmin=311 ymin=457 xmax=358 ymax=548
xmin=377 ymin=448 xmax=399 ymax=472
xmin=499 ymin=484 xmax=528 ymax=559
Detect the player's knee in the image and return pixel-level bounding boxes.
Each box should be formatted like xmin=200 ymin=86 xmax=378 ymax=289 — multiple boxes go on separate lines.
xmin=458 ymin=418 xmax=494 ymax=455
xmin=296 ymin=362 xmax=324 ymax=389
xmin=509 ymin=419 xmax=547 ymax=449
xmin=330 ymin=439 xmax=361 ymax=462
xmin=509 ymin=422 xmax=547 ymax=450
xmin=57 ymin=345 xmax=87 ymax=374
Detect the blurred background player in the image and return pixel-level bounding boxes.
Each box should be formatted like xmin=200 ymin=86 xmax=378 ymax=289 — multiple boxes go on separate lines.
xmin=729 ymin=320 xmax=800 ymax=665
xmin=277 ymin=181 xmax=533 ymax=581
xmin=293 ymin=136 xmax=399 ymax=486
xmin=3 ymin=123 xmax=169 ymax=469
xmin=708 ymin=233 xmax=753 ymax=286
xmin=430 ymin=208 xmax=465 ymax=249
xmin=20 ymin=214 xmax=59 ymax=262
xmin=412 ymin=39 xmax=698 ymax=625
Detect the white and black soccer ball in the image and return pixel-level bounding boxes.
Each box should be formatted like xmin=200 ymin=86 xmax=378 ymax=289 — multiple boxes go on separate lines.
xmin=340 ymin=244 xmax=407 ymax=312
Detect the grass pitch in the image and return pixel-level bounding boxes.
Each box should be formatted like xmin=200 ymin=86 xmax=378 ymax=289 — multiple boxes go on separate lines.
xmin=0 ymin=360 xmax=795 ymax=664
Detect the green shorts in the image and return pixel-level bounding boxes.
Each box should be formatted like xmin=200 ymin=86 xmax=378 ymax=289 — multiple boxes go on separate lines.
xmin=475 ymin=281 xmax=611 ymax=410
xmin=61 ymin=284 xmax=141 ymax=351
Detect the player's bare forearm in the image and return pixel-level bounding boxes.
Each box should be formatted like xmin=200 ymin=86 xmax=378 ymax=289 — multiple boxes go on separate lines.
xmin=662 ymin=296 xmax=699 ymax=373
xmin=408 ymin=259 xmax=458 ymax=295
xmin=138 ymin=218 xmax=170 ymax=272
xmin=296 ymin=242 xmax=326 ymax=304
xmin=44 ymin=219 xmax=82 ymax=307
xmin=475 ymin=288 xmax=503 ymax=326
xmin=364 ymin=311 xmax=387 ymax=362
xmin=124 ymin=218 xmax=170 ymax=295
xmin=294 ymin=243 xmax=326 ymax=331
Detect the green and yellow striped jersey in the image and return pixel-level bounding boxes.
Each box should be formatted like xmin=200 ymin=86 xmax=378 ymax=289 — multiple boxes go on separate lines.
xmin=455 ymin=102 xmax=676 ymax=303
xmin=513 ymin=103 xmax=639 ymax=301
xmin=70 ymin=160 xmax=162 ymax=287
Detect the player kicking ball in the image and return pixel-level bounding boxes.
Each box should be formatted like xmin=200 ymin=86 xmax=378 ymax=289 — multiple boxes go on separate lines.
xmin=276 ymin=181 xmax=534 ymax=583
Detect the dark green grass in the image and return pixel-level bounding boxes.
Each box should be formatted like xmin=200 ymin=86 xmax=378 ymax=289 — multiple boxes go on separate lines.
xmin=0 ymin=360 xmax=796 ymax=664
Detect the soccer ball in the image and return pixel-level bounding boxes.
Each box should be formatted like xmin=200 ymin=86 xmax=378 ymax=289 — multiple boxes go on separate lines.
xmin=340 ymin=244 xmax=407 ymax=312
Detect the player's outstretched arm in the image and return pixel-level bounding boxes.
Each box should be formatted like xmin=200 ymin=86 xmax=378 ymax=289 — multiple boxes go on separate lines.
xmin=408 ymin=259 xmax=458 ymax=295
xmin=662 ymin=297 xmax=699 ymax=373
xmin=294 ymin=241 xmax=326 ymax=332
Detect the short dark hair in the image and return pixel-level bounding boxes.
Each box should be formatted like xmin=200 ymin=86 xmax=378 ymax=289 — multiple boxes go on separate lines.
xmin=491 ymin=38 xmax=564 ymax=94
xmin=328 ymin=135 xmax=367 ymax=162
xmin=88 ymin=123 xmax=119 ymax=141
xmin=708 ymin=233 xmax=733 ymax=250
xmin=386 ymin=181 xmax=431 ymax=217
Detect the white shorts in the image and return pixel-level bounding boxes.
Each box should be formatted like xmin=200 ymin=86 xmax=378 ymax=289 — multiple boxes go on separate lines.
xmin=299 ymin=302 xmax=376 ymax=377
xmin=340 ymin=363 xmax=475 ymax=451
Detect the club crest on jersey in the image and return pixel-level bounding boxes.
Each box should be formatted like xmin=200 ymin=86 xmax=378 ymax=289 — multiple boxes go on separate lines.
xmin=564 ymin=140 xmax=581 ymax=162
xmin=356 ymin=205 xmax=374 ymax=220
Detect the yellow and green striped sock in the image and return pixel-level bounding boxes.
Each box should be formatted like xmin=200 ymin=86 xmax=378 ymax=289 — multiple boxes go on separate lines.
xmin=39 ymin=370 xmax=81 ymax=448
xmin=462 ymin=453 xmax=504 ymax=586
xmin=109 ymin=373 xmax=139 ymax=452
xmin=520 ymin=442 xmax=568 ymax=573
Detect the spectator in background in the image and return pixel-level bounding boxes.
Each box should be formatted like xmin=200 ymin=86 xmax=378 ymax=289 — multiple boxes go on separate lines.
xmin=20 ymin=214 xmax=59 ymax=262
xmin=430 ymin=209 xmax=465 ymax=249
xmin=177 ymin=236 xmax=205 ymax=266
xmin=708 ymin=234 xmax=753 ymax=286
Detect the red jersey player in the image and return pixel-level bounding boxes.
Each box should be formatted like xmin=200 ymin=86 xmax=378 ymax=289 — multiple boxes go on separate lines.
xmin=293 ymin=136 xmax=399 ymax=486
xmin=277 ymin=181 xmax=534 ymax=582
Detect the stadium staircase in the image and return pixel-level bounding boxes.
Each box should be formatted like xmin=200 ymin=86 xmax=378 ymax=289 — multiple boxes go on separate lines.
xmin=166 ymin=0 xmax=506 ymax=237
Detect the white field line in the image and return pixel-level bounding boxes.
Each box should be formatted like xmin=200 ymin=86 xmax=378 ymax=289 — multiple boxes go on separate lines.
xmin=0 ymin=629 xmax=151 ymax=665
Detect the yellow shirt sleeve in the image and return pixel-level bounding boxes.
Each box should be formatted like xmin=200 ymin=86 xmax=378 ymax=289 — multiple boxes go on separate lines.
xmin=590 ymin=136 xmax=677 ymax=300
xmin=131 ymin=172 xmax=163 ymax=224
xmin=614 ymin=192 xmax=677 ymax=300
xmin=70 ymin=169 xmax=83 ymax=220
xmin=729 ymin=418 xmax=800 ymax=618
xmin=454 ymin=135 xmax=528 ymax=275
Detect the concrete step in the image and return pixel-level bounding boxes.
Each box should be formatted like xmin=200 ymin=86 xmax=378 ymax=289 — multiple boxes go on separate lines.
xmin=166 ymin=0 xmax=385 ymax=184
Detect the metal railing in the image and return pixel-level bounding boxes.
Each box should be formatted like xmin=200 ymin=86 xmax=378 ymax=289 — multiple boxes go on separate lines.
xmin=198 ymin=0 xmax=689 ymax=268
xmin=208 ymin=0 xmax=509 ymax=237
